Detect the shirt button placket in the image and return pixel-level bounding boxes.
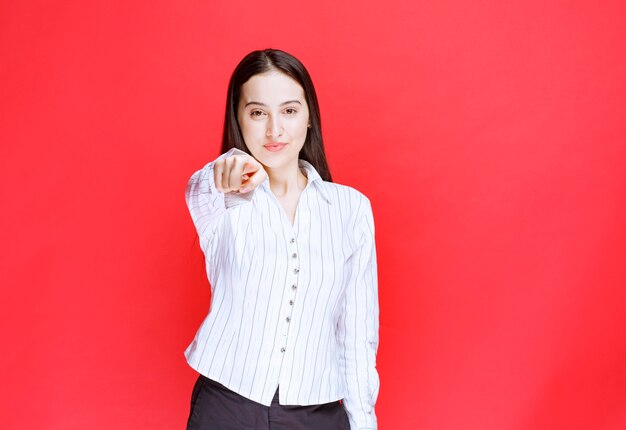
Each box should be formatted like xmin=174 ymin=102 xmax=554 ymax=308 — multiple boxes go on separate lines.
xmin=280 ymin=236 xmax=299 ymax=353
xmin=289 ymin=236 xmax=299 ymax=303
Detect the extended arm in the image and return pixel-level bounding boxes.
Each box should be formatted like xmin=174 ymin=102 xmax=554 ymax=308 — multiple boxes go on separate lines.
xmin=185 ymin=147 xmax=258 ymax=253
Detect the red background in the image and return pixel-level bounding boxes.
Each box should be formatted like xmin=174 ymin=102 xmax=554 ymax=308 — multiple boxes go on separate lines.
xmin=1 ymin=1 xmax=625 ymax=428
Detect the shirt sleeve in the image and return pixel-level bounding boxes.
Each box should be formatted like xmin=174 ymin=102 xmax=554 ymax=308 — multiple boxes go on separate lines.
xmin=337 ymin=196 xmax=380 ymax=430
xmin=184 ymin=147 xmax=257 ymax=254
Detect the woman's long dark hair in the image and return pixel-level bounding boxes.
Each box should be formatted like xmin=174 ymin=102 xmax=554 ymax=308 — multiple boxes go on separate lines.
xmin=220 ymin=49 xmax=332 ymax=182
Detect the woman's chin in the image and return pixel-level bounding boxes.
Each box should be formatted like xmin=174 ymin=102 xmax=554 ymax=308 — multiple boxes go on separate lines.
xmin=254 ymin=151 xmax=298 ymax=170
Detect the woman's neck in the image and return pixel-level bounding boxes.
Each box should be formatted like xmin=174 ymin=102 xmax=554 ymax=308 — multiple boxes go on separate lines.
xmin=265 ymin=161 xmax=308 ymax=198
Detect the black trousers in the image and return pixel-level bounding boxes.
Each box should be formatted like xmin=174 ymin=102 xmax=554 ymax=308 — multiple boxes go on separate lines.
xmin=186 ymin=374 xmax=351 ymax=430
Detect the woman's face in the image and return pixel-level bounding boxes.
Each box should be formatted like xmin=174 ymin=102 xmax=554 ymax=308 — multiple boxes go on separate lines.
xmin=237 ymin=70 xmax=310 ymax=171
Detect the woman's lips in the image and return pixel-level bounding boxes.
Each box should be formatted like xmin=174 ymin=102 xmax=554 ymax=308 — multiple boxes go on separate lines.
xmin=263 ymin=142 xmax=287 ymax=152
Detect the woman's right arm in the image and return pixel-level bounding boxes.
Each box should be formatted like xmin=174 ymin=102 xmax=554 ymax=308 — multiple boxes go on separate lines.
xmin=185 ymin=147 xmax=265 ymax=253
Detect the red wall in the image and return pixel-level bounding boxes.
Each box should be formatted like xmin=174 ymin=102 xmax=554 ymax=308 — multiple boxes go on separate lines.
xmin=1 ymin=1 xmax=625 ymax=428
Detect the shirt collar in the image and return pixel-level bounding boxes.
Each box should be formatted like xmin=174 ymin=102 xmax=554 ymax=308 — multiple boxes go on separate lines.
xmin=260 ymin=159 xmax=332 ymax=205
xmin=299 ymin=159 xmax=332 ymax=204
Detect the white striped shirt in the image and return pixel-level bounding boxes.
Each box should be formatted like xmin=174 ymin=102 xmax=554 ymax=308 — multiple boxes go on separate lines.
xmin=184 ymin=148 xmax=379 ymax=429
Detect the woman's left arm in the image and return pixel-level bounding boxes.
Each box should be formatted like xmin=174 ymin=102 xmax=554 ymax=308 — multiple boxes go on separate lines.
xmin=338 ymin=195 xmax=380 ymax=430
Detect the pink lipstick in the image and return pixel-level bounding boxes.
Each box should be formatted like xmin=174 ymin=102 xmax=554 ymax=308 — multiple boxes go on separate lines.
xmin=264 ymin=142 xmax=287 ymax=152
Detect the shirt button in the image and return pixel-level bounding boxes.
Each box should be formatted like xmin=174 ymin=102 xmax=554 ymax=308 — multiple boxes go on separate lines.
xmin=291 ymin=284 xmax=297 ymax=290
xmin=294 ymin=268 xmax=299 ymax=274
xmin=286 ymin=316 xmax=291 ymax=323
xmin=289 ymin=300 xmax=294 ymax=305
xmin=280 ymin=347 xmax=286 ymax=353
xmin=292 ymin=253 xmax=297 ymax=258
xmin=290 ymin=238 xmax=295 ymax=244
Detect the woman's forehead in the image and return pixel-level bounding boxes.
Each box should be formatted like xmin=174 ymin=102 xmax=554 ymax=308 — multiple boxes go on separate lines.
xmin=240 ymin=71 xmax=306 ymax=104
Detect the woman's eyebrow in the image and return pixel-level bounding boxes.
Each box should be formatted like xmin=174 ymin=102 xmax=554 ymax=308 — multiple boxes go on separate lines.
xmin=244 ymin=100 xmax=303 ymax=108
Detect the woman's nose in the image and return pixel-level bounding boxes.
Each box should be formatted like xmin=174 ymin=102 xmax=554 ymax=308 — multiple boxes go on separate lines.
xmin=265 ymin=116 xmax=284 ymax=139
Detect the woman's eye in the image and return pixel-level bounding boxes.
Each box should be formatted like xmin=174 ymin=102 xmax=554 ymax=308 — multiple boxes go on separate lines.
xmin=250 ymin=110 xmax=265 ymax=117
xmin=284 ymin=108 xmax=297 ymax=115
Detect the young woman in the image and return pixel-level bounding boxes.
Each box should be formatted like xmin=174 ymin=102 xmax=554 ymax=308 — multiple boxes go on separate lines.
xmin=184 ymin=49 xmax=379 ymax=430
